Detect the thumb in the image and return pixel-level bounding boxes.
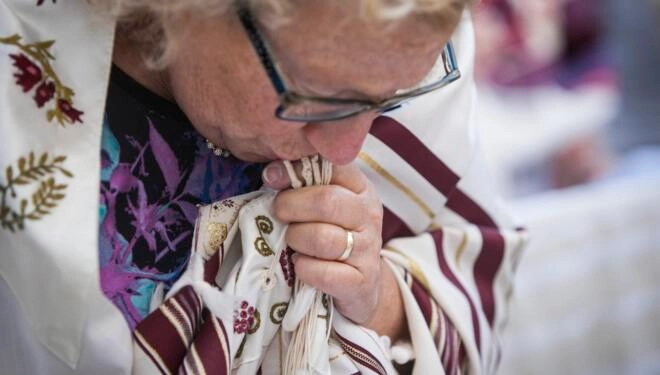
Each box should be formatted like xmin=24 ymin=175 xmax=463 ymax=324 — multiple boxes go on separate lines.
xmin=261 ymin=161 xmax=290 ymax=190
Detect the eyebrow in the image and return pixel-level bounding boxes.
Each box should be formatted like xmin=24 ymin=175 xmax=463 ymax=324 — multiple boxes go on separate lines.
xmin=289 ymin=68 xmax=400 ymax=103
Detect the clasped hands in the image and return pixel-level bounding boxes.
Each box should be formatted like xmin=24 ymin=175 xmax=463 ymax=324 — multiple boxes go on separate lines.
xmin=262 ymin=160 xmax=406 ymax=340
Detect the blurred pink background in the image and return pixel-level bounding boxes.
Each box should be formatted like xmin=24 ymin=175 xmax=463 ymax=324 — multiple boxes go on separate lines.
xmin=472 ymin=1 xmax=660 ymax=374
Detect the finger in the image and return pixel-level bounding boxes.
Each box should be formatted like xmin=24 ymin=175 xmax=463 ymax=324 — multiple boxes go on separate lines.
xmin=272 ymin=185 xmax=371 ymax=231
xmin=293 ymin=254 xmax=379 ymax=324
xmin=261 ymin=159 xmax=370 ymax=194
xmin=329 ymin=162 xmax=369 ymax=194
xmin=262 ymin=160 xmax=290 ymax=190
xmin=286 ymin=222 xmax=372 ymax=263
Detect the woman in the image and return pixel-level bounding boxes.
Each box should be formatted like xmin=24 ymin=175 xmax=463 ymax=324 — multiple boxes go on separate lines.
xmin=0 ymin=0 xmax=526 ymax=374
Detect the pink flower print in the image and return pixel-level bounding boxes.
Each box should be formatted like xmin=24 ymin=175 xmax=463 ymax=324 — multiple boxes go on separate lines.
xmin=33 ymin=80 xmax=55 ymax=107
xmin=57 ymin=99 xmax=84 ymax=123
xmin=233 ymin=301 xmax=256 ymax=334
xmin=280 ymin=247 xmax=296 ymax=287
xmin=9 ymin=53 xmax=42 ymax=92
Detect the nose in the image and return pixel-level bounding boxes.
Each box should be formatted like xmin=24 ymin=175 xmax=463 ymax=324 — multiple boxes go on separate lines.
xmin=303 ymin=112 xmax=377 ymax=165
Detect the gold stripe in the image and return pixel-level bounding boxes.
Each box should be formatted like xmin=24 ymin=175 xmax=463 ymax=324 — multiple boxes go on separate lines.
xmin=170 ymin=299 xmax=193 ymax=342
xmin=384 ymin=246 xmax=430 ymax=291
xmin=454 ymin=230 xmax=468 ymax=270
xmin=437 ymin=307 xmax=446 ymax=357
xmin=359 ymin=151 xmax=435 ymax=219
xmin=189 ymin=344 xmax=207 ymax=375
xmin=429 ymin=299 xmax=439 ymax=340
xmin=210 ymin=314 xmax=231 ymax=372
xmin=162 ymin=303 xmax=190 ymax=346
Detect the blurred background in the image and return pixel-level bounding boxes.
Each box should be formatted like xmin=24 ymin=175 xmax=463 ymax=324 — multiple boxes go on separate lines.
xmin=471 ymin=0 xmax=660 ymax=373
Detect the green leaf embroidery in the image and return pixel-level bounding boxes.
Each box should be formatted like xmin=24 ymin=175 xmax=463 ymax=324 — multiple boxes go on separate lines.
xmin=0 ymin=151 xmax=73 ymax=232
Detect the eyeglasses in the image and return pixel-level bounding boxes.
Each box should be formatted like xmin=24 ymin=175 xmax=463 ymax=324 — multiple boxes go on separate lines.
xmin=238 ymin=6 xmax=461 ymax=123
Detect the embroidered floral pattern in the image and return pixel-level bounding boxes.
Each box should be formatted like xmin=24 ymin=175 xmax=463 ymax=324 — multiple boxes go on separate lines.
xmin=1 ymin=34 xmax=83 ymax=125
xmin=253 ymin=215 xmax=274 ymax=256
xmin=0 ymin=152 xmax=73 ymax=232
xmin=234 ymin=301 xmax=261 ymax=358
xmin=233 ymin=300 xmax=258 ymax=335
xmin=269 ymin=302 xmax=289 ymax=324
xmin=280 ymin=247 xmax=296 ymax=287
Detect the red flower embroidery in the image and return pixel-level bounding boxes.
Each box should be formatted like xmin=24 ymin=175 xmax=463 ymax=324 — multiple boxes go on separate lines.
xmin=2 ymin=34 xmax=84 ymax=126
xmin=33 ymin=81 xmax=55 ymax=107
xmin=57 ymin=99 xmax=83 ymax=123
xmin=9 ymin=53 xmax=42 ymax=92
xmin=233 ymin=301 xmax=256 ymax=334
xmin=280 ymin=247 xmax=296 ymax=287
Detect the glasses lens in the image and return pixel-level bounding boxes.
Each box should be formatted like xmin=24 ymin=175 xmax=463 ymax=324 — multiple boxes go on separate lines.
xmin=277 ymin=100 xmax=372 ymax=122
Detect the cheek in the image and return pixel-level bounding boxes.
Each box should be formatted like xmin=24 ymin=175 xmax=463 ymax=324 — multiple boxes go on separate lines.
xmin=169 ymin=61 xmax=276 ymax=136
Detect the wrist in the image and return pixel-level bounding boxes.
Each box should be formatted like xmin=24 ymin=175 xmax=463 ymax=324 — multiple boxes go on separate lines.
xmin=364 ymin=259 xmax=409 ymax=342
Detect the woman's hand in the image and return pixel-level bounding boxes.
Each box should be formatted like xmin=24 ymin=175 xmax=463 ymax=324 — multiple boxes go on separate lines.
xmin=262 ymin=160 xmax=407 ymax=340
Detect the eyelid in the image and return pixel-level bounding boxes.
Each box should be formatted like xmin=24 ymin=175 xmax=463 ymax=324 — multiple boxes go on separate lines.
xmin=293 ymin=79 xmax=384 ymax=102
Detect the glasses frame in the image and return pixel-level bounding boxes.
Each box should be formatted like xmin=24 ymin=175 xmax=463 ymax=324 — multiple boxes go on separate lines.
xmin=237 ymin=6 xmax=462 ymax=123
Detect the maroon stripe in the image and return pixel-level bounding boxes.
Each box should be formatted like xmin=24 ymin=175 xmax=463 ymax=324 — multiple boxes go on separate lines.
xmin=431 ymin=230 xmax=481 ymax=353
xmin=382 ymin=206 xmax=414 ymax=244
xmin=445 ymin=188 xmax=497 ymax=228
xmin=410 ymin=278 xmax=433 ymax=325
xmin=194 ymin=309 xmax=230 ymax=375
xmin=433 ymin=308 xmax=443 ymax=347
xmin=335 ymin=331 xmax=387 ymax=375
xmin=457 ymin=341 xmax=467 ymax=375
xmin=442 ymin=313 xmax=453 ymax=371
xmin=204 ymin=248 xmax=221 ymax=284
xmin=184 ymin=286 xmax=202 ymax=322
xmin=445 ymin=188 xmax=506 ymax=327
xmin=178 ymin=287 xmax=196 ymax=319
xmin=370 ymin=116 xmax=460 ymax=196
xmin=134 ymin=336 xmax=169 ymax=375
xmin=134 ymin=293 xmax=193 ymax=372
xmin=182 ymin=355 xmax=196 ymax=375
xmin=474 ymin=227 xmax=505 ymax=326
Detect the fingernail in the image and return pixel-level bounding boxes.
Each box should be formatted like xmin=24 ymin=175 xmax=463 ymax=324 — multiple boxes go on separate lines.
xmin=263 ymin=163 xmax=283 ymax=186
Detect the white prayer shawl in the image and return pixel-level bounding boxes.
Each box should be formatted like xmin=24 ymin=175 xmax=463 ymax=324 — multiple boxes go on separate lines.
xmin=131 ymin=156 xmax=399 ymax=374
xmin=0 ymin=2 xmax=526 ymax=374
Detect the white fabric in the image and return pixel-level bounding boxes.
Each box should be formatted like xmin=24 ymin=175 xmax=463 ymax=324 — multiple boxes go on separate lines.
xmin=500 ymin=172 xmax=660 ymax=375
xmin=0 ymin=0 xmax=118 ymax=368
xmin=133 ymin=153 xmax=396 ymax=374
xmin=0 ymin=4 xmax=524 ymax=374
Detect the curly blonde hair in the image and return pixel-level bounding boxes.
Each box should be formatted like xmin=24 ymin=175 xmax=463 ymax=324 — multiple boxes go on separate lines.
xmin=99 ymin=0 xmax=468 ymax=67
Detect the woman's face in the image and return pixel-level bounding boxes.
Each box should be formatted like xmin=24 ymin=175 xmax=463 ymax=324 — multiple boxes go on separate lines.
xmin=165 ymin=0 xmax=457 ymax=165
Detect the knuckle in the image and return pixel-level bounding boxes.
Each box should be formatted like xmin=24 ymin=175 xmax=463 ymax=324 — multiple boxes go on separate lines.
xmin=317 ymin=264 xmax=333 ymax=289
xmin=316 ymin=189 xmax=339 ymax=219
xmin=285 ymin=224 xmax=301 ymax=248
xmin=271 ymin=195 xmax=288 ymax=221
xmin=367 ymin=196 xmax=383 ymax=224
xmin=362 ymin=233 xmax=381 ymax=254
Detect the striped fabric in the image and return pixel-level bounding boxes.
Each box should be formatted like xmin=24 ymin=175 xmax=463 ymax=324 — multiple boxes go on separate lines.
xmin=371 ymin=113 xmax=527 ymax=374
xmin=131 ymin=12 xmax=526 ymax=375
xmin=355 ymin=14 xmax=528 ymax=372
xmin=133 ymin=279 xmax=232 ymax=375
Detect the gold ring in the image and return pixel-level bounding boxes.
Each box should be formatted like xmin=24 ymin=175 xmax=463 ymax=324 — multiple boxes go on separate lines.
xmin=337 ymin=230 xmax=354 ymax=261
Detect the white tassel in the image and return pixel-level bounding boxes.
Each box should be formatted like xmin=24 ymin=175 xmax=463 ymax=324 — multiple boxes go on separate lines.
xmin=282 ymin=155 xmax=334 ymax=374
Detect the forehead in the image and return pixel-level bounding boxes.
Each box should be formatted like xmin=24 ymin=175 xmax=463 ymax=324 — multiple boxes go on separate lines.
xmin=258 ymin=1 xmax=453 ymax=97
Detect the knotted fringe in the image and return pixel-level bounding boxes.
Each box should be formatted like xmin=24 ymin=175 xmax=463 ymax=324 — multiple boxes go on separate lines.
xmin=282 ymin=155 xmax=334 ymax=374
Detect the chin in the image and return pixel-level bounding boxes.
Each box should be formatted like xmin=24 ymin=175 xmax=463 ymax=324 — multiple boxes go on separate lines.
xmin=231 ymin=149 xmax=279 ymax=163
